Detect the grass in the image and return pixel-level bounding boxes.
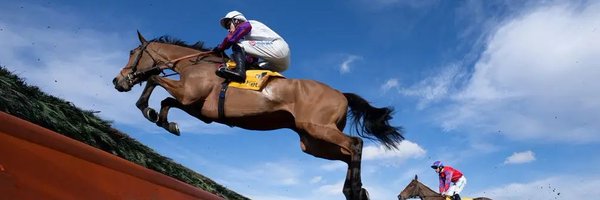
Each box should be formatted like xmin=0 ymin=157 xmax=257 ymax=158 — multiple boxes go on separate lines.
xmin=0 ymin=66 xmax=249 ymax=200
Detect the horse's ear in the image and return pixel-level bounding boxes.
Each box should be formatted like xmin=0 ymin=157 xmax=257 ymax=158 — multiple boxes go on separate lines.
xmin=415 ymin=175 xmax=418 ymax=180
xmin=137 ymin=30 xmax=148 ymax=44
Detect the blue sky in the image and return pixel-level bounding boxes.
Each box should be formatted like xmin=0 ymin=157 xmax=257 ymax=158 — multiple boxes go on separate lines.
xmin=1 ymin=0 xmax=599 ymax=199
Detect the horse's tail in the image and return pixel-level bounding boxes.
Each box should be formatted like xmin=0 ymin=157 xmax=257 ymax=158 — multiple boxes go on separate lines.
xmin=343 ymin=93 xmax=404 ymax=149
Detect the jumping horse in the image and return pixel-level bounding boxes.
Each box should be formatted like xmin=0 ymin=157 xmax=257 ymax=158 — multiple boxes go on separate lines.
xmin=113 ymin=32 xmax=405 ymax=200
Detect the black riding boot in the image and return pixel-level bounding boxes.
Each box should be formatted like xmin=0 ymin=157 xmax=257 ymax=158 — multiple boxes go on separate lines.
xmin=217 ymin=46 xmax=247 ymax=82
xmin=452 ymin=194 xmax=461 ymax=200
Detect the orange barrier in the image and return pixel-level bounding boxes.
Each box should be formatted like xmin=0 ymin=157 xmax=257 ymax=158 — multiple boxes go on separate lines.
xmin=0 ymin=112 xmax=224 ymax=200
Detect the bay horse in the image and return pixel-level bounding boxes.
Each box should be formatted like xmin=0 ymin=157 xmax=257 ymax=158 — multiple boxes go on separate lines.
xmin=112 ymin=32 xmax=404 ymax=200
xmin=398 ymin=175 xmax=491 ymax=200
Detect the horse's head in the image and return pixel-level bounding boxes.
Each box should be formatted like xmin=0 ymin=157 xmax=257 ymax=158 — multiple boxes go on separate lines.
xmin=113 ymin=32 xmax=217 ymax=92
xmin=113 ymin=31 xmax=163 ymax=92
xmin=398 ymin=175 xmax=421 ymax=200
xmin=399 ymin=175 xmax=444 ymax=200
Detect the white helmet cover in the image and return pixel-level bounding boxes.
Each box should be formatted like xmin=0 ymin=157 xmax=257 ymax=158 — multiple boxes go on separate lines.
xmin=220 ymin=11 xmax=247 ymax=29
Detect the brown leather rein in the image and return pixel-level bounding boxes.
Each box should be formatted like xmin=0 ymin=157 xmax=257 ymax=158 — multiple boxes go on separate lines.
xmin=125 ymin=47 xmax=217 ymax=85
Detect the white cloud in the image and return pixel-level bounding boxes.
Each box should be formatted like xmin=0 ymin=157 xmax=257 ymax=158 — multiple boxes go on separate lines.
xmin=476 ymin=176 xmax=600 ymax=199
xmin=503 ymin=150 xmax=535 ymax=165
xmin=339 ymin=55 xmax=361 ymax=74
xmin=381 ymin=78 xmax=399 ymax=92
xmin=436 ymin=1 xmax=600 ymax=143
xmin=226 ymin=155 xmax=425 ymax=200
xmin=249 ymin=162 xmax=301 ymax=186
xmin=219 ymin=160 xmax=303 ymax=188
xmin=309 ymin=176 xmax=323 ymax=184
xmin=363 ymin=140 xmax=426 ymax=164
xmin=237 ymin=165 xmax=358 ymax=200
xmin=317 ymin=181 xmax=345 ymax=195
xmin=320 ymin=161 xmax=346 ymax=171
xmin=399 ymin=64 xmax=466 ymax=109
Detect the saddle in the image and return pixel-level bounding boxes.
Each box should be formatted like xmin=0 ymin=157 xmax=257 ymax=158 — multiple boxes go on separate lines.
xmin=228 ymin=70 xmax=284 ymax=90
xmin=216 ymin=60 xmax=285 ymax=121
xmin=221 ymin=59 xmax=285 ymax=90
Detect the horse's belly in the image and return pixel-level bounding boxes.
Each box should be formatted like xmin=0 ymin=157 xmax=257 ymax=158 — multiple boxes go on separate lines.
xmin=199 ymin=87 xmax=288 ymax=120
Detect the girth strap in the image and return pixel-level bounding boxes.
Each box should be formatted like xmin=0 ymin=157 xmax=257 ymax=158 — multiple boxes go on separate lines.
xmin=218 ymin=81 xmax=230 ymax=121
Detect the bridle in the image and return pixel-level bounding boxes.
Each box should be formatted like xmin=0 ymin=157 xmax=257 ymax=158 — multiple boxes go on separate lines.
xmin=121 ymin=42 xmax=155 ymax=85
xmin=122 ymin=42 xmax=214 ymax=85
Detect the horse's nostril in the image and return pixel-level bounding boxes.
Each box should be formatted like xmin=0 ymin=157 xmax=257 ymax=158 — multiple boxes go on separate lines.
xmin=112 ymin=78 xmax=118 ymax=85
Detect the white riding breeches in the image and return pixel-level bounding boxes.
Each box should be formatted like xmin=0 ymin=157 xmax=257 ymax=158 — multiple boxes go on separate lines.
xmin=447 ymin=176 xmax=467 ymax=196
xmin=239 ymin=38 xmax=290 ymax=72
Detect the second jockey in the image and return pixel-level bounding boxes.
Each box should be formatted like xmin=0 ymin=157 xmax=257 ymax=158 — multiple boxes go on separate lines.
xmin=431 ymin=161 xmax=467 ymax=200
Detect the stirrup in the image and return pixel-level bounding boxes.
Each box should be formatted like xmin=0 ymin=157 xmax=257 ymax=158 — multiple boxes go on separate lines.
xmin=217 ymin=67 xmax=245 ymax=82
xmin=257 ymin=61 xmax=269 ymax=69
xmin=215 ymin=66 xmax=228 ymax=79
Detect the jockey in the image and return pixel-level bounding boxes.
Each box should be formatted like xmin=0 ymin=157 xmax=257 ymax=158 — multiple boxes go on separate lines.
xmin=212 ymin=11 xmax=290 ymax=82
xmin=431 ymin=161 xmax=467 ymax=200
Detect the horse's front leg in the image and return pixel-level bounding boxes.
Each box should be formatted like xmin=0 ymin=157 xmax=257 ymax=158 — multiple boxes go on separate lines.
xmin=147 ymin=75 xmax=207 ymax=135
xmin=135 ymin=75 xmax=160 ymax=123
xmin=156 ymin=97 xmax=182 ymax=135
xmin=148 ymin=75 xmax=189 ymax=135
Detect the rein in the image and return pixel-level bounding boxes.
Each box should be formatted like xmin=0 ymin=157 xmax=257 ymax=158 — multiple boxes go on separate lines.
xmin=153 ymin=51 xmax=216 ymax=77
xmin=168 ymin=52 xmax=214 ymax=65
xmin=124 ymin=43 xmax=216 ymax=83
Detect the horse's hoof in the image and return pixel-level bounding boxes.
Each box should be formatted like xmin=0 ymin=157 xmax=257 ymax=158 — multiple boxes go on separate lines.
xmin=143 ymin=108 xmax=158 ymax=123
xmin=359 ymin=188 xmax=370 ymax=200
xmin=167 ymin=122 xmax=180 ymax=136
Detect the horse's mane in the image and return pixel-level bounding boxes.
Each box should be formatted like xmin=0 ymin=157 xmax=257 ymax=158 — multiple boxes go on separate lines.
xmin=149 ymin=35 xmax=211 ymax=51
xmin=416 ymin=179 xmax=439 ymax=194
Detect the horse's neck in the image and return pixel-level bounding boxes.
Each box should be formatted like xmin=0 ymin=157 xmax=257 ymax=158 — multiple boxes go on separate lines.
xmin=153 ymin=44 xmax=223 ymax=82
xmin=155 ymin=44 xmax=201 ymax=64
xmin=418 ymin=182 xmax=439 ymax=194
xmin=416 ymin=181 xmax=443 ymax=199
xmin=154 ymin=44 xmax=216 ymax=72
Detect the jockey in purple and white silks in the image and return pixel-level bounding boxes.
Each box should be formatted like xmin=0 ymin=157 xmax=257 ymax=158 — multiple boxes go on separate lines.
xmin=431 ymin=161 xmax=467 ymax=200
xmin=213 ymin=11 xmax=290 ymax=82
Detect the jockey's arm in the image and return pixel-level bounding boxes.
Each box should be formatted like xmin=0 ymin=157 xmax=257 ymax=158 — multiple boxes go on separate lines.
xmin=439 ymin=176 xmax=444 ymax=193
xmin=217 ymin=21 xmax=252 ymax=51
xmin=440 ymin=170 xmax=453 ymax=194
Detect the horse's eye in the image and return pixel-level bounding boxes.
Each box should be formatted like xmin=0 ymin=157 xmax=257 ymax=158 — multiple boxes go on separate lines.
xmin=129 ymin=50 xmax=135 ymax=55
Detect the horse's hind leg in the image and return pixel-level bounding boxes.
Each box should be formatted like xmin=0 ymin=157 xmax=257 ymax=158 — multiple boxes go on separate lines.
xmin=135 ymin=76 xmax=159 ymax=123
xmin=348 ymin=137 xmax=369 ymax=200
xmin=297 ymin=123 xmax=369 ymax=200
xmin=342 ymin=136 xmax=368 ymax=200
